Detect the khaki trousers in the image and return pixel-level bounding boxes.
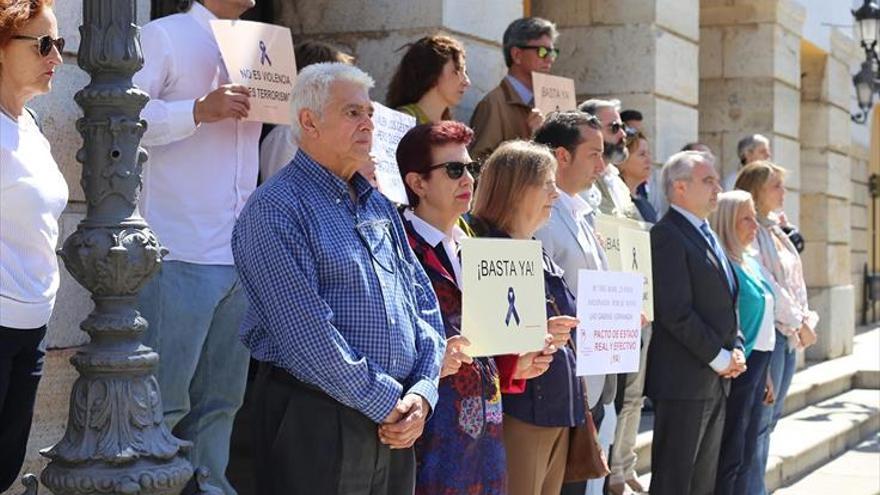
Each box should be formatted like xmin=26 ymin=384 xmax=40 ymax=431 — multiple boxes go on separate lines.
xmin=609 ymin=325 xmax=652 ymax=485
xmin=503 ymin=414 xmax=570 ymax=495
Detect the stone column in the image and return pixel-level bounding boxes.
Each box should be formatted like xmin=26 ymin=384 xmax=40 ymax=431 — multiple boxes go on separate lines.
xmin=272 ymin=0 xmax=521 ymax=122
xmin=533 ymin=0 xmax=701 ymax=165
xmin=37 ymin=1 xmax=194 ymax=493
xmin=799 ymin=29 xmax=858 ymax=359
xmin=699 ymin=0 xmax=804 ymax=221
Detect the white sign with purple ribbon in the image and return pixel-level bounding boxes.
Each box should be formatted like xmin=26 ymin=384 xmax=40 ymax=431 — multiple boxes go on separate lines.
xmin=210 ymin=19 xmax=296 ymax=125
xmin=460 ymin=238 xmax=547 ymax=357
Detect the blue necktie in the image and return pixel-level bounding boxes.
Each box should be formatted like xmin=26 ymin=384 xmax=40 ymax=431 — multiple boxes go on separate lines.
xmin=699 ymin=222 xmax=735 ymax=294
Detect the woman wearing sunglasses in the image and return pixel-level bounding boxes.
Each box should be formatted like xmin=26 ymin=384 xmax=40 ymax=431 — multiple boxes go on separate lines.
xmin=470 ymin=140 xmax=583 ymax=495
xmin=387 ymin=35 xmax=471 ymax=125
xmin=0 ymin=0 xmax=67 ymax=490
xmin=395 ymin=122 xmax=557 ymax=495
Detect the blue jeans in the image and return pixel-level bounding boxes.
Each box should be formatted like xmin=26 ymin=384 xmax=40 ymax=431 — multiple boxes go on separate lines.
xmin=746 ymin=332 xmax=797 ymax=495
xmin=139 ymin=261 xmax=250 ymax=495
xmin=715 ymin=350 xmax=771 ymax=495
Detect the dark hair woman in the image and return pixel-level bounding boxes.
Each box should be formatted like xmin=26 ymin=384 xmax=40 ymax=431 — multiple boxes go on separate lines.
xmin=387 ymin=35 xmax=470 ymax=124
xmin=0 ymin=0 xmax=67 ymax=490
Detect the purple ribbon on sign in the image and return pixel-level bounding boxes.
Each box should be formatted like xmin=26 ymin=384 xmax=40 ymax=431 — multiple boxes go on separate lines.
xmin=505 ymin=286 xmax=521 ymax=327
xmin=259 ymin=40 xmax=272 ymax=66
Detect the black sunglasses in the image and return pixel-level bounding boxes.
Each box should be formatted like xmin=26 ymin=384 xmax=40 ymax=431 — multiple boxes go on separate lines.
xmin=607 ymin=121 xmax=623 ymax=134
xmin=426 ymin=161 xmax=480 ymax=180
xmin=12 ymin=34 xmax=65 ymax=57
xmin=516 ymin=45 xmax=559 ymax=60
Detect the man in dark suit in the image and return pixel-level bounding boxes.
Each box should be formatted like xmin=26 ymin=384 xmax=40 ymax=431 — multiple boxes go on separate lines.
xmin=647 ymin=150 xmax=746 ymax=495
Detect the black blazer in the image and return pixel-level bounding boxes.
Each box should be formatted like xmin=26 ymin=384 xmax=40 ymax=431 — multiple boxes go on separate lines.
xmin=645 ymin=207 xmax=743 ymax=401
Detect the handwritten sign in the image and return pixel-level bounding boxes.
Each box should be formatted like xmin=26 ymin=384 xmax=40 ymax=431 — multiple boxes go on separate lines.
xmin=210 ymin=20 xmax=296 ymax=125
xmin=461 ymin=238 xmax=547 ymax=356
xmin=576 ymin=270 xmax=643 ymax=376
xmin=595 ymin=214 xmax=654 ymax=320
xmin=370 ymin=102 xmax=415 ymax=205
xmin=532 ymin=73 xmax=577 ymax=116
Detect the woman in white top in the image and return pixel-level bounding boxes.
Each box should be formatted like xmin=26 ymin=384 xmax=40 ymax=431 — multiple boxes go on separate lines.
xmin=0 ymin=0 xmax=68 ymax=490
xmin=734 ymin=161 xmax=819 ymax=495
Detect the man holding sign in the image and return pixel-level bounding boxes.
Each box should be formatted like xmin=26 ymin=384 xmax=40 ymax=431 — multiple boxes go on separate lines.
xmin=470 ymin=17 xmax=558 ymax=162
xmin=134 ymin=1 xmax=259 ymax=491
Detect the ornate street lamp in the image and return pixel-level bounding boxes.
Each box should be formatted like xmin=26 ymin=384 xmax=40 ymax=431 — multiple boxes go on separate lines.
xmin=851 ymin=0 xmax=880 ymax=123
xmin=10 ymin=2 xmax=212 ymax=494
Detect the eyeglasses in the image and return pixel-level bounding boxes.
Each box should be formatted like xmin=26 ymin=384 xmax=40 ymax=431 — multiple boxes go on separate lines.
xmin=516 ymin=45 xmax=559 ymax=60
xmin=606 ymin=121 xmax=624 ymax=134
xmin=426 ymin=161 xmax=480 ymax=180
xmin=12 ymin=35 xmax=65 ymax=57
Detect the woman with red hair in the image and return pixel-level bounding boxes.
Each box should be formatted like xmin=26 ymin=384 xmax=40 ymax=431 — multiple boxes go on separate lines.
xmin=0 ymin=0 xmax=67 ymax=490
xmin=394 ymin=121 xmax=555 ymax=494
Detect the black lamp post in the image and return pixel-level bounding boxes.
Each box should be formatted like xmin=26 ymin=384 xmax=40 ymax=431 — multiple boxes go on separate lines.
xmin=851 ymin=0 xmax=880 ymax=124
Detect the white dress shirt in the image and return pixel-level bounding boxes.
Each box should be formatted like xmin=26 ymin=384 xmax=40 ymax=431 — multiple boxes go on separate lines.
xmin=134 ymin=2 xmax=261 ymax=265
xmin=403 ymin=210 xmax=466 ymax=288
xmin=556 ymin=190 xmax=606 ymax=276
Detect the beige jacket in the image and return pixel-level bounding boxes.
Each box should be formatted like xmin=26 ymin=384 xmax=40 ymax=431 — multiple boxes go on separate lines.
xmin=469 ymin=78 xmax=533 ymax=162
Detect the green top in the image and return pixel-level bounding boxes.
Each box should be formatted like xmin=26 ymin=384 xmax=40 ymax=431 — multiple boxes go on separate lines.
xmin=397 ymin=103 xmax=431 ymax=125
xmin=733 ymin=256 xmax=775 ymax=357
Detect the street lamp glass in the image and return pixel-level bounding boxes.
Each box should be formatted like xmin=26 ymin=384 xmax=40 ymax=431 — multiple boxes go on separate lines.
xmin=854 ymin=69 xmax=875 ymax=110
xmin=854 ymin=1 xmax=880 ymax=46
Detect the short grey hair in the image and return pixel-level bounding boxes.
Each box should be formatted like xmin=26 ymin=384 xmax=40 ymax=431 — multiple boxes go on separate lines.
xmin=577 ymin=98 xmax=622 ymax=117
xmin=736 ymin=133 xmax=770 ymax=165
xmin=289 ymin=62 xmax=375 ymax=142
xmin=502 ymin=17 xmax=559 ymax=68
xmin=661 ymin=150 xmax=716 ymax=200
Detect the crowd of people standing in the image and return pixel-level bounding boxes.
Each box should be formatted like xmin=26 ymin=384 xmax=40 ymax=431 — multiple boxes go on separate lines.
xmin=0 ymin=1 xmax=821 ymax=495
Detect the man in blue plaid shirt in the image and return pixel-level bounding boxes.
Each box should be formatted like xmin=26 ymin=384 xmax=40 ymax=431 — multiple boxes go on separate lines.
xmin=232 ymin=63 xmax=445 ymax=494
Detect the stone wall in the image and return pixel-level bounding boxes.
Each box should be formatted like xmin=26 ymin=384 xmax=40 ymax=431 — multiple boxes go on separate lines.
xmin=272 ymin=0 xmax=519 ymax=122
xmin=851 ymin=143 xmax=870 ymax=324
xmin=699 ymin=0 xmax=805 ymax=224
xmin=800 ymin=28 xmax=857 ymax=360
xmin=534 ymin=0 xmax=700 ymax=170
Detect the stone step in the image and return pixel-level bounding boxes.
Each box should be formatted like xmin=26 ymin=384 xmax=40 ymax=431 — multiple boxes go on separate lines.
xmin=632 ymin=328 xmax=880 ymax=476
xmin=771 ymin=432 xmax=880 ymax=495
xmin=633 ymin=388 xmax=880 ymax=492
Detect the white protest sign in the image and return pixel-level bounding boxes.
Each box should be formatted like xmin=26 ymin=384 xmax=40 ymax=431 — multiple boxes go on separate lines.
xmin=576 ymin=270 xmax=643 ymax=376
xmin=461 ymin=238 xmax=547 ymax=357
xmin=532 ymin=72 xmax=577 ymax=116
xmin=595 ymin=214 xmax=654 ymax=320
xmin=370 ymin=102 xmax=415 ymax=205
xmin=210 ymin=20 xmax=296 ymax=125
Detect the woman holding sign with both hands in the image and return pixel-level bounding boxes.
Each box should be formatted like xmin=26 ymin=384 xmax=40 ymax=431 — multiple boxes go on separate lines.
xmin=394 ymin=121 xmax=559 ymax=495
xmin=469 ymin=140 xmax=584 ymax=495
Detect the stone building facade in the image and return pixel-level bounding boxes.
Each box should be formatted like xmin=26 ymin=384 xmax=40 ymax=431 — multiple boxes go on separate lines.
xmin=4 ymin=0 xmax=876 ymax=491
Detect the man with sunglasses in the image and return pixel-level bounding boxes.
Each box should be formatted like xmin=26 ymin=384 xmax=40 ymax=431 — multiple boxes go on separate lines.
xmin=470 ymin=17 xmax=559 ymax=162
xmin=578 ymin=99 xmax=639 ymax=220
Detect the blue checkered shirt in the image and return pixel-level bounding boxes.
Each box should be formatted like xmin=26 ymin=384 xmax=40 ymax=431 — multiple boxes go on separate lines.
xmin=233 ymin=150 xmax=446 ymax=423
